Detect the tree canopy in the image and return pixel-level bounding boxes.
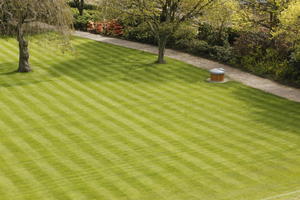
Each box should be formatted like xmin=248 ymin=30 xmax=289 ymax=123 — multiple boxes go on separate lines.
xmin=0 ymin=0 xmax=73 ymax=72
xmin=277 ymin=0 xmax=300 ymax=44
xmin=101 ymin=0 xmax=217 ymax=64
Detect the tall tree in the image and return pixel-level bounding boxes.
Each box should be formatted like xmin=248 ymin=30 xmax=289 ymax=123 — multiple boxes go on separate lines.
xmin=198 ymin=0 xmax=239 ymax=44
xmin=276 ymin=0 xmax=300 ymax=45
xmin=238 ymin=0 xmax=292 ymax=32
xmin=102 ymin=0 xmax=217 ymax=64
xmin=74 ymin=0 xmax=85 ymax=16
xmin=0 ymin=0 xmax=73 ymax=72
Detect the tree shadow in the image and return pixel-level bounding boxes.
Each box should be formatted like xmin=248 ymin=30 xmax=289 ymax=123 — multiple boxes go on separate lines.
xmin=0 ymin=63 xmax=17 ymax=75
xmin=0 ymin=70 xmax=18 ymax=76
xmin=0 ymin=39 xmax=210 ymax=89
xmin=0 ymin=62 xmax=51 ymax=88
xmin=1 ymin=38 xmax=299 ymax=137
xmin=46 ymin=40 xmax=209 ymax=84
xmin=229 ymin=84 xmax=300 ymax=134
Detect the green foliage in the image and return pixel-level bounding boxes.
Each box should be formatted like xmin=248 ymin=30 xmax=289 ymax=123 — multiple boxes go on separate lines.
xmin=122 ymin=24 xmax=156 ymax=44
xmin=275 ymin=0 xmax=300 ymax=45
xmin=199 ymin=0 xmax=239 ymax=34
xmin=73 ymin=9 xmax=99 ymax=31
xmin=198 ymin=23 xmax=229 ymax=46
xmin=232 ymin=46 xmax=300 ymax=85
xmin=91 ymin=0 xmax=300 ymax=86
xmin=176 ymin=39 xmax=209 ymax=55
xmin=67 ymin=1 xmax=98 ymax=10
xmin=100 ymin=0 xmax=219 ymax=63
xmin=233 ymin=31 xmax=270 ymax=57
xmin=0 ymin=0 xmax=73 ymax=37
xmin=208 ymin=45 xmax=233 ymax=62
xmin=121 ymin=22 xmax=233 ymax=63
xmin=237 ymin=48 xmax=281 ymax=75
xmin=227 ymin=29 xmax=300 ymax=86
xmin=290 ymin=46 xmax=300 ymax=69
xmin=234 ymin=0 xmax=291 ymax=32
xmin=168 ymin=24 xmax=198 ymax=47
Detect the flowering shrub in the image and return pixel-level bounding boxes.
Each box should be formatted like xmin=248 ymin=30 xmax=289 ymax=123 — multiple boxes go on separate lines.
xmin=87 ymin=20 xmax=123 ymax=36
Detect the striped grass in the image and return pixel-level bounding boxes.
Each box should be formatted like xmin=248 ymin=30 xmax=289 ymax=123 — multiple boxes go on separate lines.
xmin=0 ymin=36 xmax=300 ymax=200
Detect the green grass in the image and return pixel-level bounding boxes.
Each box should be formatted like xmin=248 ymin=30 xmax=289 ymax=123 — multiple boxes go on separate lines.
xmin=0 ymin=36 xmax=300 ymax=200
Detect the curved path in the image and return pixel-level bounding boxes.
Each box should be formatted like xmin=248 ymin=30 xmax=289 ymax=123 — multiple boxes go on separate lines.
xmin=74 ymin=31 xmax=300 ymax=103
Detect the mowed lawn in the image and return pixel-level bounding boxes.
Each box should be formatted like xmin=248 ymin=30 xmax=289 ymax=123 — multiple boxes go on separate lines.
xmin=0 ymin=36 xmax=300 ymax=200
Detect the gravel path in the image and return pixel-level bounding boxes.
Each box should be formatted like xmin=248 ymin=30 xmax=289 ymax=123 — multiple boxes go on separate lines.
xmin=74 ymin=31 xmax=300 ymax=103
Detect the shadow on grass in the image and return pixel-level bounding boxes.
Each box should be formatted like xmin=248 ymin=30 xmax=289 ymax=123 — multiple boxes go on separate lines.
xmin=1 ymin=39 xmax=300 ymax=135
xmin=230 ymin=84 xmax=300 ymax=134
xmin=45 ymin=40 xmax=208 ymax=84
xmin=0 ymin=62 xmax=51 ymax=88
xmin=0 ymin=70 xmax=18 ymax=76
xmin=0 ymin=63 xmax=17 ymax=75
xmin=0 ymin=40 xmax=207 ymax=89
xmin=0 ymin=41 xmax=207 ymax=89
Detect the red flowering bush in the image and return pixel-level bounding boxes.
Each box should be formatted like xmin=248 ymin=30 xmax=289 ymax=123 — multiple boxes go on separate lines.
xmin=87 ymin=20 xmax=123 ymax=36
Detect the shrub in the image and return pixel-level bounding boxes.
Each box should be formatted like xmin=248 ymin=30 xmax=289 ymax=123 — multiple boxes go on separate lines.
xmin=273 ymin=33 xmax=293 ymax=58
xmin=87 ymin=21 xmax=124 ymax=36
xmin=197 ymin=23 xmax=229 ymax=46
xmin=73 ymin=9 xmax=98 ymax=31
xmin=233 ymin=31 xmax=271 ymax=56
xmin=208 ymin=45 xmax=233 ymax=62
xmin=175 ymin=39 xmax=209 ymax=55
xmin=168 ymin=24 xmax=197 ymax=48
xmin=77 ymin=12 xmax=300 ymax=87
xmin=232 ymin=47 xmax=300 ymax=83
xmin=174 ymin=38 xmax=233 ymax=62
xmin=225 ymin=27 xmax=240 ymax=45
xmin=67 ymin=1 xmax=97 ymax=10
xmin=187 ymin=40 xmax=210 ymax=55
xmin=74 ymin=14 xmax=91 ymax=31
xmin=290 ymin=46 xmax=300 ymax=68
xmin=122 ymin=24 xmax=156 ymax=44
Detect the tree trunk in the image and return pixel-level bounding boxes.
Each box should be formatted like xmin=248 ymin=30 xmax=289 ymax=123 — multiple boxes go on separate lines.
xmin=17 ymin=24 xmax=31 ymax=73
xmin=78 ymin=6 xmax=83 ymax=16
xmin=74 ymin=0 xmax=84 ymax=15
xmin=157 ymin=36 xmax=168 ymax=64
xmin=78 ymin=0 xmax=84 ymax=16
xmin=217 ymin=21 xmax=225 ymax=45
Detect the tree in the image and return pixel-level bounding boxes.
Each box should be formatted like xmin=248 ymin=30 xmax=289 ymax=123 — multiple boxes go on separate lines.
xmin=102 ymin=0 xmax=217 ymax=64
xmin=0 ymin=0 xmax=73 ymax=72
xmin=237 ymin=0 xmax=293 ymax=33
xmin=74 ymin=0 xmax=85 ymax=16
xmin=276 ymin=0 xmax=300 ymax=45
xmin=198 ymin=0 xmax=239 ymax=44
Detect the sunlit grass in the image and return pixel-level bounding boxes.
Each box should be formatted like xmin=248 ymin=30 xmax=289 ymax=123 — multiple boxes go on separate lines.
xmin=0 ymin=36 xmax=300 ymax=200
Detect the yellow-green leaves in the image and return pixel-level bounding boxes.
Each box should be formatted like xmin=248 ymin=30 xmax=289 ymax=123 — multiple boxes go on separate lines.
xmin=280 ymin=0 xmax=300 ymax=26
xmin=199 ymin=0 xmax=239 ymax=30
xmin=274 ymin=0 xmax=300 ymax=44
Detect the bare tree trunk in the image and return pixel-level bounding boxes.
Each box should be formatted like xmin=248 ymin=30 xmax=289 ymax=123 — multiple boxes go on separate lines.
xmin=79 ymin=0 xmax=84 ymax=16
xmin=74 ymin=0 xmax=84 ymax=15
xmin=157 ymin=36 xmax=168 ymax=64
xmin=17 ymin=24 xmax=31 ymax=73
